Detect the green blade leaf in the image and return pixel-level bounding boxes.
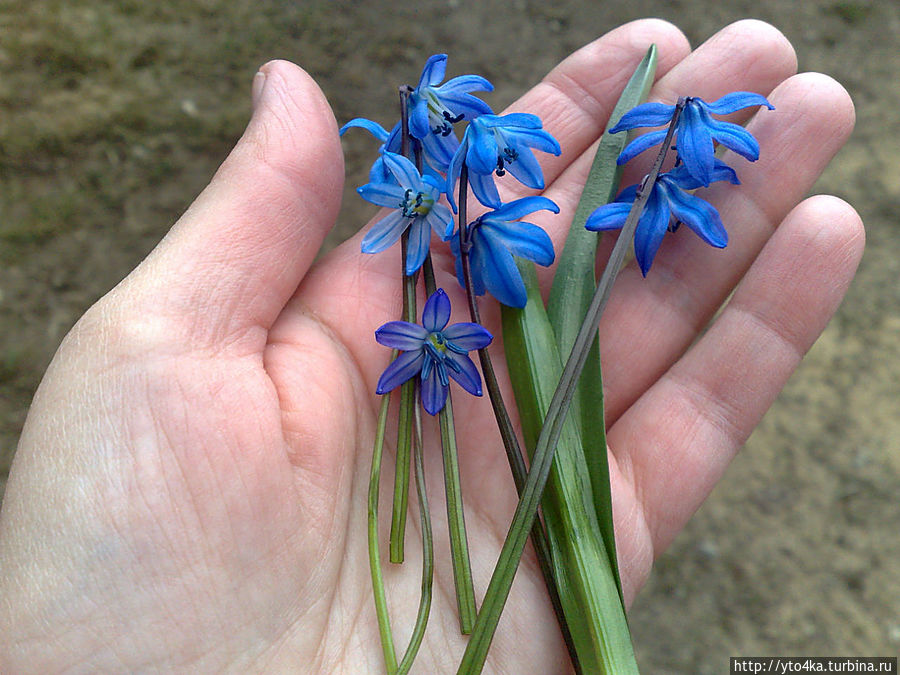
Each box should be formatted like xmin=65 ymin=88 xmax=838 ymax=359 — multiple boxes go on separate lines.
xmin=546 ymin=45 xmax=658 ymax=608
xmin=490 ymin=260 xmax=637 ymax=674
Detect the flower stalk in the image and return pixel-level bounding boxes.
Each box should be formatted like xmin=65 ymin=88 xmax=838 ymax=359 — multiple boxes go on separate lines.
xmin=456 ymin=161 xmax=581 ymax=672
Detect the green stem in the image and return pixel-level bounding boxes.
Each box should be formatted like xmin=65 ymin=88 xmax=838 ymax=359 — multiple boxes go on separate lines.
xmin=369 ymin=388 xmax=398 ymax=674
xmin=389 ymin=236 xmax=418 ymax=563
xmin=421 ymin=255 xmax=477 ymax=634
xmin=396 ymin=386 xmax=434 ymax=674
xmin=438 ymin=393 xmax=478 ymax=634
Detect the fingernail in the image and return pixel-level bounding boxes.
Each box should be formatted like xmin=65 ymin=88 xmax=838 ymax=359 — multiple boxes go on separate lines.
xmin=251 ymin=70 xmax=267 ymax=111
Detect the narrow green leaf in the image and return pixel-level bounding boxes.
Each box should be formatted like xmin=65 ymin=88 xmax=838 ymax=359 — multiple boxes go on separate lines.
xmin=498 ymin=260 xmax=637 ymax=674
xmin=546 ymin=45 xmax=658 ymax=607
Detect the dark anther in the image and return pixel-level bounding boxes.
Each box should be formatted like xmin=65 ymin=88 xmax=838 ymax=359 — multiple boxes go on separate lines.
xmin=495 ymin=156 xmax=506 ymax=177
xmin=503 ymin=147 xmax=518 ymax=163
xmin=443 ymin=110 xmax=465 ymax=124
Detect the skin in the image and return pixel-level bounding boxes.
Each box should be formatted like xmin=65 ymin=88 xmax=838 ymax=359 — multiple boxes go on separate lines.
xmin=0 ymin=19 xmax=864 ymax=674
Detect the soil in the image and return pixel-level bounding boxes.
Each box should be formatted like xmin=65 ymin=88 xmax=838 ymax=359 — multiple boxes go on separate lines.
xmin=1 ymin=1 xmax=897 ymax=671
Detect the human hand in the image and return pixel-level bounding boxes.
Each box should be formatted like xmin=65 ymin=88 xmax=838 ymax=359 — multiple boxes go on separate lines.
xmin=0 ymin=19 xmax=862 ymax=674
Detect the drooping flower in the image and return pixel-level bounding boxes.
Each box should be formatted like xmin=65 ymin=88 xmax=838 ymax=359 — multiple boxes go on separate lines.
xmin=585 ymin=161 xmax=738 ymax=276
xmin=408 ymin=54 xmax=494 ymax=171
xmin=610 ymin=92 xmax=774 ymax=187
xmin=447 ymin=113 xmax=561 ymax=211
xmin=375 ymin=289 xmax=493 ymax=415
xmin=357 ymin=151 xmax=454 ymax=275
xmin=450 ymin=196 xmax=559 ymax=308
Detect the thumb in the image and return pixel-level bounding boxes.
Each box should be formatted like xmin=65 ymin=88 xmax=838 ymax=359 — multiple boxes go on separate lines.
xmin=112 ymin=60 xmax=344 ymax=353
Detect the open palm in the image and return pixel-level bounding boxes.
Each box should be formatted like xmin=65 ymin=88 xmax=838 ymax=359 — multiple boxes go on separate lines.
xmin=0 ymin=20 xmax=863 ymax=674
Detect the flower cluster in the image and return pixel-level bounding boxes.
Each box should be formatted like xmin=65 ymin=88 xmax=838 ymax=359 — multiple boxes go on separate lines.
xmin=341 ymin=54 xmax=561 ymax=303
xmin=586 ymin=93 xmax=773 ymax=274
xmin=342 ymin=54 xmax=564 ymax=407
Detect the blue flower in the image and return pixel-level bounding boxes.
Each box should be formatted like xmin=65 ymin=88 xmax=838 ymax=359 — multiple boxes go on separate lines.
xmin=585 ymin=161 xmax=738 ymax=276
xmin=375 ymin=289 xmax=493 ymax=415
xmin=610 ymin=92 xmax=774 ymax=187
xmin=409 ymin=54 xmax=494 ymax=171
xmin=447 ymin=113 xmax=561 ymax=211
xmin=450 ymin=196 xmax=559 ymax=308
xmin=357 ymin=151 xmax=454 ymax=275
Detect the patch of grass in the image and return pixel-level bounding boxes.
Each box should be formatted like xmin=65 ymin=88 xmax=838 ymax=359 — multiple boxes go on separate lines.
xmin=827 ymin=1 xmax=873 ymax=24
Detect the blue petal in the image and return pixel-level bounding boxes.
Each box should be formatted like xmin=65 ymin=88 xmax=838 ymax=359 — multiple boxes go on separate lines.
xmin=425 ymin=202 xmax=455 ymax=240
xmin=375 ymin=321 xmax=428 ymax=350
xmin=357 ymin=181 xmax=405 ymax=208
xmin=376 ymin=349 xmax=425 ymax=394
xmin=633 ymin=188 xmax=671 ymax=276
xmin=616 ymin=129 xmax=668 ymax=165
xmin=659 ymin=182 xmax=728 ymax=248
xmin=508 ymin=127 xmax=561 ymax=155
xmin=474 ymin=228 xmax=527 ymax=307
xmin=417 ymin=54 xmax=447 ymax=89
xmin=437 ymin=74 xmax=494 ymax=96
xmin=703 ymin=92 xmax=774 ymax=115
xmin=361 ymin=210 xmax=409 ymax=254
xmin=437 ymin=91 xmax=494 ymax=121
xmin=504 ymin=147 xmax=545 ymax=190
xmin=442 ymin=322 xmax=493 ymax=350
xmin=616 ymin=183 xmax=639 ymax=203
xmin=339 ymin=117 xmax=390 ymax=141
xmin=420 ymin=129 xmax=458 ymax=170
xmin=668 ymin=159 xmax=739 ymax=190
xmin=405 ymin=219 xmax=431 ymax=275
xmin=409 ymin=96 xmax=431 ymax=139
xmin=609 ymin=102 xmax=676 ymax=133
xmin=705 ymin=116 xmax=760 ymax=161
xmin=482 ymin=220 xmax=555 ymax=266
xmin=466 ymin=121 xmax=499 ymax=175
xmin=446 ymin=140 xmax=466 ymax=213
xmin=469 ymin=169 xmax=501 ymax=209
xmin=584 ymin=201 xmax=631 ymax=232
xmin=420 ymin=365 xmax=448 ymax=415
xmin=675 ymin=104 xmax=716 ymax=186
xmin=445 ymin=352 xmax=483 ymax=396
xmin=488 ymin=196 xmax=560 ymax=221
xmin=382 ymin=151 xmax=423 ymax=190
xmin=451 ymin=234 xmax=486 ymax=297
xmin=422 ymin=288 xmax=452 ymax=332
xmin=479 ymin=112 xmax=542 ymax=129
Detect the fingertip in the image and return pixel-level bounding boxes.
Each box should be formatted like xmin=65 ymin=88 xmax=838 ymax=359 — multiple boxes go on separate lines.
xmin=242 ymin=59 xmax=344 ymax=204
xmin=723 ymin=19 xmax=798 ymax=77
xmin=785 ymin=194 xmax=866 ymax=280
xmin=613 ymin=17 xmax=692 ymax=71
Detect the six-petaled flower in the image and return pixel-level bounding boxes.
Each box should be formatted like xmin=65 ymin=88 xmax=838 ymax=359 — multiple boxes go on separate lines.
xmin=585 ymin=160 xmax=738 ymax=276
xmin=375 ymin=289 xmax=493 ymax=415
xmin=450 ymin=196 xmax=559 ymax=308
xmin=447 ymin=113 xmax=561 ymax=211
xmin=357 ymin=151 xmax=454 ymax=275
xmin=610 ymin=92 xmax=773 ymax=187
xmin=409 ymin=54 xmax=495 ymax=171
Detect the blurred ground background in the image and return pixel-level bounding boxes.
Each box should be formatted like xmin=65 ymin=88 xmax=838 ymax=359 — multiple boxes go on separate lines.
xmin=1 ymin=1 xmax=897 ymax=672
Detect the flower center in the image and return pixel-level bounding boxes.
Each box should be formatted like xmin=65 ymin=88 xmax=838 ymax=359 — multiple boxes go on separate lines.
xmin=399 ymin=188 xmax=434 ymax=218
xmin=425 ymin=332 xmax=448 ymax=359
xmin=493 ymin=131 xmax=518 ymax=176
xmin=425 ymin=90 xmax=464 ymax=136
